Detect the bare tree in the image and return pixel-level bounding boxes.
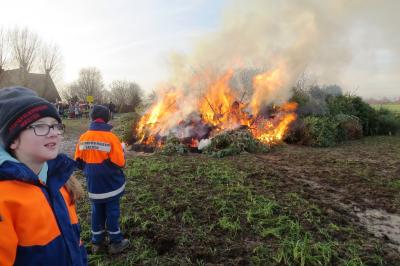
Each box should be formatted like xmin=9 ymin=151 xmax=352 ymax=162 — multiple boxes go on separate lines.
xmin=40 ymin=42 xmax=63 ymax=78
xmin=125 ymin=82 xmax=143 ymax=112
xmin=109 ymin=80 xmax=127 ymax=108
xmin=102 ymin=89 xmax=112 ymax=104
xmin=10 ymin=27 xmax=40 ymax=72
xmin=60 ymin=83 xmax=78 ymax=102
xmin=109 ymin=80 xmax=143 ymax=112
xmin=68 ymin=67 xmax=104 ymax=103
xmin=0 ymin=27 xmax=10 ymax=72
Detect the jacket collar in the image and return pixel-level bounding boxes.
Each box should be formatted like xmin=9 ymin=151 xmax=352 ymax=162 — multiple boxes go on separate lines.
xmin=89 ymin=121 xmax=113 ymax=131
xmin=46 ymin=154 xmax=77 ymax=191
xmin=0 ymin=147 xmax=76 ymax=190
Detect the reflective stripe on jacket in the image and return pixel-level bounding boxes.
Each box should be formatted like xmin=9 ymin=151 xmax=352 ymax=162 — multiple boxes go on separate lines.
xmin=0 ymin=152 xmax=87 ymax=266
xmin=74 ymin=122 xmax=125 ymax=202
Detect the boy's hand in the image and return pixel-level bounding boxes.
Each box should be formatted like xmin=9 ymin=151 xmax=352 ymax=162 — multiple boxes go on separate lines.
xmin=121 ymin=142 xmax=126 ymax=154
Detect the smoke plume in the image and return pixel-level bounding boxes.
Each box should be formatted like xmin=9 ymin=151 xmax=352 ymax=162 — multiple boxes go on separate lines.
xmin=166 ymin=0 xmax=399 ymax=99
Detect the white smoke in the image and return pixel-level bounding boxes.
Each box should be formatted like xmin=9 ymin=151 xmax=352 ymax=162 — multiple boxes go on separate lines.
xmin=165 ymin=0 xmax=400 ymax=98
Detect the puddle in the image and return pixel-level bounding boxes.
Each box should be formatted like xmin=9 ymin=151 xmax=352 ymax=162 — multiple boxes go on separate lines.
xmin=356 ymin=209 xmax=400 ymax=251
xmin=296 ymin=178 xmax=400 ymax=251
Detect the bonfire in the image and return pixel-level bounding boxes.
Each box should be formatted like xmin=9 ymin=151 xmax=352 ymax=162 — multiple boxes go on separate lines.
xmin=133 ymin=67 xmax=298 ymax=153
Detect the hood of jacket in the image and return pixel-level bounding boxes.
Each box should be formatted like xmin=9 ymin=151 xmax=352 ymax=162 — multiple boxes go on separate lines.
xmin=89 ymin=121 xmax=113 ymax=131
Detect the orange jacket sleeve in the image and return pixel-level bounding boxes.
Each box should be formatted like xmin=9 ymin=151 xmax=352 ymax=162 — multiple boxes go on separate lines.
xmin=0 ymin=205 xmax=18 ymax=266
xmin=109 ymin=134 xmax=125 ymax=167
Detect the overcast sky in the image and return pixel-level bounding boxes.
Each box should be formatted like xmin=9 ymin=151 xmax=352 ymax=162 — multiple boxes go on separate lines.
xmin=1 ymin=0 xmax=399 ymax=99
xmin=1 ymin=0 xmax=225 ymax=91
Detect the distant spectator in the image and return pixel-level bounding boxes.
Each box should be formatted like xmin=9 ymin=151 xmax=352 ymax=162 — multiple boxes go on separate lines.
xmin=69 ymin=102 xmax=75 ymax=119
xmin=58 ymin=102 xmax=65 ymax=118
xmin=75 ymin=102 xmax=81 ymax=119
xmin=108 ymin=101 xmax=116 ymax=119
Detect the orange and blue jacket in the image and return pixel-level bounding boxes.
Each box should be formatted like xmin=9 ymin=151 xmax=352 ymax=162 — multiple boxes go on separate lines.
xmin=74 ymin=122 xmax=125 ymax=203
xmin=0 ymin=149 xmax=87 ymax=266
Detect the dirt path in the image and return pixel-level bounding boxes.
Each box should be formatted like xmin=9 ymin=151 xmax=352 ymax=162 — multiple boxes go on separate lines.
xmin=60 ymin=126 xmax=84 ymax=157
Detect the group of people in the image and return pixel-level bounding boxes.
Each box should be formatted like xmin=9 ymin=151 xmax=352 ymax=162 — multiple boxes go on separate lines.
xmin=55 ymin=101 xmax=90 ymax=119
xmin=0 ymin=87 xmax=128 ymax=265
xmin=55 ymin=101 xmax=116 ymax=120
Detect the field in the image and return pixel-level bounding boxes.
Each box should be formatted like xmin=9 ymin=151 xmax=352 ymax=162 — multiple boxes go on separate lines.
xmin=372 ymin=103 xmax=400 ymax=114
xmin=63 ymin=117 xmax=400 ymax=265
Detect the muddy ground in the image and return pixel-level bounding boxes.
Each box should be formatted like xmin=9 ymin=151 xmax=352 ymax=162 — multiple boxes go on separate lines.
xmin=257 ymin=137 xmax=400 ymax=246
xmin=62 ymin=117 xmax=400 ymax=265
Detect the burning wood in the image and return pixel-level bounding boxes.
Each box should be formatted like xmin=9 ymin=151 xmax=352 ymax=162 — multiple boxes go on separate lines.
xmin=132 ymin=68 xmax=297 ymax=153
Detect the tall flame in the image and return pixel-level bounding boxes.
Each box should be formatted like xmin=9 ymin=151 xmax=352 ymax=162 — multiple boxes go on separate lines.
xmin=250 ymin=68 xmax=283 ymax=115
xmin=136 ymin=90 xmax=183 ymax=144
xmin=136 ymin=67 xmax=297 ymax=147
xmin=198 ymin=69 xmax=250 ymax=131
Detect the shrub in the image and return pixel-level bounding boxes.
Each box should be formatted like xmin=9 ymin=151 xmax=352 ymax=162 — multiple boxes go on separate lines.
xmin=113 ymin=112 xmax=141 ymax=144
xmin=327 ymin=95 xmax=379 ymax=135
xmin=375 ymin=108 xmax=400 ymax=135
xmin=157 ymin=136 xmax=188 ymax=155
xmin=302 ymin=116 xmax=338 ymax=147
xmin=309 ymin=85 xmax=328 ymax=101
xmin=284 ymin=119 xmax=307 ymax=144
xmin=324 ymin=84 xmax=343 ymax=96
xmin=290 ymin=87 xmax=310 ymax=110
xmin=334 ymin=114 xmax=363 ymax=141
xmin=203 ymin=129 xmax=270 ymax=157
xmin=290 ymin=87 xmax=328 ymax=117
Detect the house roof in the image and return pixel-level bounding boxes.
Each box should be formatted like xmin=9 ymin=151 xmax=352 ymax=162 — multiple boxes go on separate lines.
xmin=0 ymin=68 xmax=60 ymax=102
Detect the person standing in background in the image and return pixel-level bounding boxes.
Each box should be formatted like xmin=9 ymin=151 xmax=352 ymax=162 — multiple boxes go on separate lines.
xmin=74 ymin=104 xmax=129 ymax=254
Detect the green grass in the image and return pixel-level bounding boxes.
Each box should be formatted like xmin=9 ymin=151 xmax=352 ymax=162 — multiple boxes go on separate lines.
xmin=66 ymin=113 xmax=400 ymax=265
xmin=73 ymin=137 xmax=400 ymax=265
xmin=62 ymin=118 xmax=90 ymax=137
xmin=371 ymin=103 xmax=400 ymax=113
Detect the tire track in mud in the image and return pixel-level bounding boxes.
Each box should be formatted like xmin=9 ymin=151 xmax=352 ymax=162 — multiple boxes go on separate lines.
xmin=254 ymin=149 xmax=400 ymax=253
xmin=296 ymin=177 xmax=400 ymax=252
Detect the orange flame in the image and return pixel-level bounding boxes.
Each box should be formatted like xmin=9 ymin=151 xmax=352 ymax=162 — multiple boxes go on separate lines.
xmin=251 ymin=112 xmax=297 ymax=144
xmin=198 ymin=69 xmax=250 ymax=131
xmin=136 ymin=90 xmax=183 ymax=144
xmin=250 ymin=68 xmax=283 ymax=115
xmin=136 ymin=67 xmax=297 ymax=147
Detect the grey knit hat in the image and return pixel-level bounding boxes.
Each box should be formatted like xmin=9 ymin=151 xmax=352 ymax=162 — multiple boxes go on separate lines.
xmin=0 ymin=87 xmax=61 ymax=148
xmin=90 ymin=104 xmax=110 ymax=123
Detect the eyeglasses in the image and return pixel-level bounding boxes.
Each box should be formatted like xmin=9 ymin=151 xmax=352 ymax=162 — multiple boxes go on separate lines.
xmin=27 ymin=123 xmax=65 ymax=136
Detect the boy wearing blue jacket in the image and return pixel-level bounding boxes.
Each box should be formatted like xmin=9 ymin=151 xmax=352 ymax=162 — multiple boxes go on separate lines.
xmin=0 ymin=87 xmax=87 ymax=265
xmin=75 ymin=105 xmax=129 ymax=254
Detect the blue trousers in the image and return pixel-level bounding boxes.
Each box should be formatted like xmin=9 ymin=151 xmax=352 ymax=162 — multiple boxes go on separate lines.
xmin=91 ymin=198 xmax=123 ymax=244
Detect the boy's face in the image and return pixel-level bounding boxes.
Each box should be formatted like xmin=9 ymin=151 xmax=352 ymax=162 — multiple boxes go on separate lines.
xmin=10 ymin=117 xmax=63 ymax=164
